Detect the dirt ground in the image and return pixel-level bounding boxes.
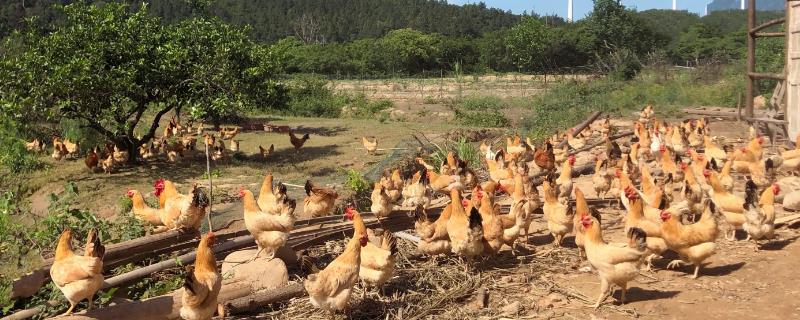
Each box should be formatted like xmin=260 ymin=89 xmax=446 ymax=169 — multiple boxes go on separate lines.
xmin=259 ymin=117 xmax=800 ymax=320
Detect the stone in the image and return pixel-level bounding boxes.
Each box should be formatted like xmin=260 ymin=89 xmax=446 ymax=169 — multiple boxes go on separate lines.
xmin=537 ymin=292 xmax=567 ymax=309
xmin=499 ymin=301 xmax=521 ymax=317
xmin=222 ymin=249 xmax=289 ymax=292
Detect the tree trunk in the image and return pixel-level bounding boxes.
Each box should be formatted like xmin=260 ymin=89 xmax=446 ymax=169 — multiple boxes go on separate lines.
xmin=124 ymin=137 xmax=140 ymax=164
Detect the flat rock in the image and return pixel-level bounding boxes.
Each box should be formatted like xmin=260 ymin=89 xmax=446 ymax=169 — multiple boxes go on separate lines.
xmin=222 ymin=249 xmax=289 ymax=292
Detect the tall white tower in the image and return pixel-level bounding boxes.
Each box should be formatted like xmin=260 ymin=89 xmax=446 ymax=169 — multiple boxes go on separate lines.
xmin=568 ymin=0 xmax=574 ymax=23
xmin=672 ymin=0 xmax=677 ymax=10
xmin=741 ymin=0 xmax=746 ymax=10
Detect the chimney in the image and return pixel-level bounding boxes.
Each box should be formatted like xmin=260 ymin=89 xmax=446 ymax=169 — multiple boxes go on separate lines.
xmin=568 ymin=0 xmax=573 ymax=23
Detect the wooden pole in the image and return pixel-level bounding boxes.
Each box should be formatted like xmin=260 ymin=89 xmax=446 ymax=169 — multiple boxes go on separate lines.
xmin=746 ymin=0 xmax=756 ymax=119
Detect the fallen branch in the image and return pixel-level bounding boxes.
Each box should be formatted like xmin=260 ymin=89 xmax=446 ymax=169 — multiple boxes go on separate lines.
xmin=568 ymin=131 xmax=634 ymax=156
xmin=556 ymin=111 xmax=603 ymax=149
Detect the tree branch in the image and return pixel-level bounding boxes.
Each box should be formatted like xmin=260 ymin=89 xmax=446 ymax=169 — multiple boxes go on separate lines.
xmin=141 ymin=104 xmax=174 ymax=144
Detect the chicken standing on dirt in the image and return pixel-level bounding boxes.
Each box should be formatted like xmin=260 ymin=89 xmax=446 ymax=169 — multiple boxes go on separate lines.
xmin=706 ymin=170 xmax=745 ymax=240
xmin=659 ymin=202 xmax=718 ymax=279
xmin=592 ymin=157 xmax=612 ymax=199
xmin=543 ymin=181 xmax=574 ymax=246
xmin=622 ymin=187 xmax=667 ymax=271
xmin=362 ymin=136 xmax=378 ymax=155
xmin=241 ymin=188 xmax=296 ymax=261
xmin=180 ymin=232 xmax=222 ymax=320
xmin=304 ymin=206 xmax=369 ymax=317
xmin=304 ymin=180 xmax=339 ymax=217
xmin=289 ymin=130 xmax=310 ymax=153
xmin=581 ymin=211 xmax=648 ymax=309
xmin=743 ymin=181 xmax=779 ymax=250
xmin=359 ymin=230 xmax=397 ymax=296
xmin=555 ymin=155 xmax=576 ymax=200
xmin=446 ymin=189 xmax=484 ymax=264
xmin=50 ymin=228 xmax=105 ymax=316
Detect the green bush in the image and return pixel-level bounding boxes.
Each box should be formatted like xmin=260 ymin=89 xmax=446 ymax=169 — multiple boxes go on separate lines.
xmin=345 ymin=94 xmax=393 ymax=119
xmin=284 ymin=74 xmax=345 ymax=118
xmin=0 ymin=117 xmax=44 ymax=175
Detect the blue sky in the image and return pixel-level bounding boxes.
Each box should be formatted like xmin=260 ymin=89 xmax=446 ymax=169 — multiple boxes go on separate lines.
xmin=448 ymin=1 xmax=713 ymax=19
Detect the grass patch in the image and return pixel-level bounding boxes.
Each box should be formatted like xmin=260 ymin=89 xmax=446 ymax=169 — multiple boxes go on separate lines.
xmin=448 ymin=95 xmax=510 ymax=127
xmin=428 ymin=137 xmax=480 ymax=173
xmin=283 ymin=74 xmax=394 ymax=120
xmin=523 ymin=65 xmax=744 ymax=140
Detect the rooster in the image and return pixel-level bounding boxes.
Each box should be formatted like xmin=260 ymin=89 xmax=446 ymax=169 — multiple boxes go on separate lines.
xmin=84 ymin=147 xmax=99 ymax=172
xmin=289 ymin=130 xmax=310 ymax=152
xmin=743 ymin=182 xmax=779 ymax=250
xmin=180 ymin=232 xmax=222 ymax=320
xmin=50 ymin=228 xmax=105 ymax=316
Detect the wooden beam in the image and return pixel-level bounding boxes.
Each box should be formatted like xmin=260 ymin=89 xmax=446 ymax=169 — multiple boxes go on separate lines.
xmin=754 ymin=32 xmax=785 ymax=38
xmin=749 ymin=17 xmax=786 ymax=34
xmin=748 ymin=72 xmax=786 ymax=80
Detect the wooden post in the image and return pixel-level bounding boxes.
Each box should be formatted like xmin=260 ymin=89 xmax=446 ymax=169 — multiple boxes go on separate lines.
xmin=746 ymin=0 xmax=757 ymax=119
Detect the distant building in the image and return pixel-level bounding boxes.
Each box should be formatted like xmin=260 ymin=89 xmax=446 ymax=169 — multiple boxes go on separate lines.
xmin=707 ymin=0 xmax=784 ymax=12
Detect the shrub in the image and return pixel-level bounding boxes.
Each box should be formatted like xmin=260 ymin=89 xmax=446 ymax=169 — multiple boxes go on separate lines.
xmin=0 ymin=117 xmax=44 ymax=175
xmin=284 ymin=74 xmax=345 ymax=118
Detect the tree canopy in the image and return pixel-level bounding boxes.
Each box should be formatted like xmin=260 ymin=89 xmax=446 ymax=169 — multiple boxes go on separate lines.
xmin=0 ymin=2 xmax=285 ymax=162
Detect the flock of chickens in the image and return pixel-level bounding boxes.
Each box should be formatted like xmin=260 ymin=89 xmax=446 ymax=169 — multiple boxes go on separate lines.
xmin=27 ymin=116 xmax=314 ymax=173
xmin=40 ymin=105 xmax=800 ymax=319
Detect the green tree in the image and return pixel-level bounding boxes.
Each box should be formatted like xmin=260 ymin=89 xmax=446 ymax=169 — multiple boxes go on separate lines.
xmin=505 ymin=17 xmax=550 ymax=72
xmin=0 ymin=3 xmax=285 ymax=163
xmin=585 ymin=0 xmax=655 ymax=55
xmin=378 ymin=28 xmax=438 ymax=75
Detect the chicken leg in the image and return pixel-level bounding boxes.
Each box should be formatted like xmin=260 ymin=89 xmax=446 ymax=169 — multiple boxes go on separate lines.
xmin=591 ymin=278 xmax=610 ymax=309
xmin=618 ymin=283 xmax=628 ymax=305
xmin=249 ymin=247 xmax=264 ymax=262
xmin=63 ymin=303 xmax=76 ymax=316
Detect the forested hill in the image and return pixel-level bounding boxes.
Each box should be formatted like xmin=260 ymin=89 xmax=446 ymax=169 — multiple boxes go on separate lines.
xmin=1 ymin=0 xmax=522 ymax=42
